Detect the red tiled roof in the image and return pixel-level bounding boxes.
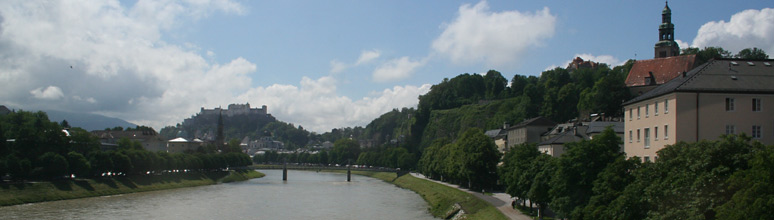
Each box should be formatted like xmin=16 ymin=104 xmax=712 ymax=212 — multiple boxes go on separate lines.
xmin=625 ymin=55 xmax=697 ymax=87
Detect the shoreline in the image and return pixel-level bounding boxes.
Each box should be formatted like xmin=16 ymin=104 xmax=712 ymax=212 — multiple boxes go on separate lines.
xmin=0 ymin=170 xmax=265 ymax=207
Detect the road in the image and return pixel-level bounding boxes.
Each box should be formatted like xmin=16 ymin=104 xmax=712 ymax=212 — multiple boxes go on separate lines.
xmin=410 ymin=173 xmax=532 ymax=220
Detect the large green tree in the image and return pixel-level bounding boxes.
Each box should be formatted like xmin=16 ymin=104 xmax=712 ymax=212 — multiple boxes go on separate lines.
xmin=456 ymin=128 xmax=501 ymax=190
xmin=549 ymin=127 xmax=623 ymax=219
xmin=735 ymin=47 xmax=769 ymax=59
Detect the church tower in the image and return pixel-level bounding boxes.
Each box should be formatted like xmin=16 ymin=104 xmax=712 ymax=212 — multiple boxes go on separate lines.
xmin=654 ymin=1 xmax=680 ymax=58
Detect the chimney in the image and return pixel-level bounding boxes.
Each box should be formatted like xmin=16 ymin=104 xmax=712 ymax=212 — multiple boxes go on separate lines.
xmin=682 ymin=71 xmax=687 ymax=77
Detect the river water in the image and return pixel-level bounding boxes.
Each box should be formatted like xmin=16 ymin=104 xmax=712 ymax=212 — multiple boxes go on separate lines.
xmin=0 ymin=170 xmax=436 ymax=219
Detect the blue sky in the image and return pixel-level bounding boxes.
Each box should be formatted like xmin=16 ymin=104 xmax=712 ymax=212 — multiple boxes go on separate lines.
xmin=1 ymin=0 xmax=773 ymax=132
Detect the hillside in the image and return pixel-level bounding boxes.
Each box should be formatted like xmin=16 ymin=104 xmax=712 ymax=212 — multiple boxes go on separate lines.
xmin=37 ymin=109 xmax=136 ymax=131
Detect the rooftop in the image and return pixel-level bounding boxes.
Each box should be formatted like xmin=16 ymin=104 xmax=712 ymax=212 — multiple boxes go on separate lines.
xmin=625 ymin=55 xmax=697 ymax=87
xmin=624 ymin=58 xmax=774 ymax=105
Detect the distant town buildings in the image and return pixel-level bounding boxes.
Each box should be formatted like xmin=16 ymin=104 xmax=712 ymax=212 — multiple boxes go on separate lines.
xmin=92 ymin=129 xmax=167 ymax=152
xmin=566 ymin=57 xmax=599 ymax=72
xmin=183 ymin=103 xmax=270 ymax=127
xmin=623 ymin=59 xmax=774 ymax=162
xmin=167 ymin=137 xmax=205 ymax=153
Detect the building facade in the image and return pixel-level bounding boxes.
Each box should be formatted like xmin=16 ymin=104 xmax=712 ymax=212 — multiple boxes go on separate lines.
xmin=506 ymin=117 xmax=556 ymax=149
xmin=624 ymin=59 xmax=774 ymax=162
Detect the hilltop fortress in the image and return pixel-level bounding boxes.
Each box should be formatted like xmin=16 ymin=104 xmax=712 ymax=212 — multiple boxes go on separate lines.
xmin=199 ymin=103 xmax=267 ymax=117
xmin=182 ymin=103 xmax=272 ymax=128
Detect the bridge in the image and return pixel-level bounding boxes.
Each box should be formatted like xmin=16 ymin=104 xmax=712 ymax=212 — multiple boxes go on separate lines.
xmin=250 ymin=163 xmax=409 ymax=181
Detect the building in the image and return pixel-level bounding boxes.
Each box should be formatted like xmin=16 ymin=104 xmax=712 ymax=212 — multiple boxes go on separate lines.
xmin=92 ymin=130 xmax=167 ymax=152
xmin=167 ymin=137 xmax=205 ymax=153
xmin=623 ymin=59 xmax=774 ymax=162
xmin=506 ymin=117 xmax=556 ymax=149
xmin=566 ymin=57 xmax=599 ymax=72
xmin=183 ymin=103 xmax=270 ymax=127
xmin=0 ymin=105 xmax=11 ymax=115
xmin=625 ymin=2 xmax=697 ymax=96
xmin=538 ymin=121 xmax=624 ymax=157
xmin=484 ymin=126 xmax=508 ymax=152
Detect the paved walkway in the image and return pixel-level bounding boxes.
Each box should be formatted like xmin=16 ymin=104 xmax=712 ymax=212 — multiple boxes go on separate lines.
xmin=410 ymin=173 xmax=532 ymax=220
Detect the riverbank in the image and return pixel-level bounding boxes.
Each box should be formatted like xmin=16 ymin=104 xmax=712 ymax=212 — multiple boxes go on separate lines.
xmin=0 ymin=170 xmax=265 ymax=207
xmin=325 ymin=169 xmax=507 ymax=220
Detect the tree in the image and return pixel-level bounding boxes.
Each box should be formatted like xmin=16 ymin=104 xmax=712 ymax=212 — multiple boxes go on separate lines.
xmin=484 ymin=70 xmax=508 ymax=99
xmin=332 ymin=139 xmax=360 ymax=164
xmin=225 ymin=138 xmax=242 ymax=153
xmin=456 ymin=128 xmax=501 ymax=190
xmin=34 ymin=152 xmax=69 ymax=179
xmin=681 ymin=46 xmax=732 ymax=66
xmin=549 ymin=127 xmax=623 ymax=219
xmin=735 ymin=47 xmax=769 ymax=59
xmin=6 ymin=154 xmax=31 ymax=179
xmin=716 ymin=145 xmax=774 ymax=219
xmin=110 ymin=152 xmax=133 ymax=174
xmin=527 ymin=154 xmax=556 ymax=219
xmin=641 ymin=135 xmax=761 ymax=219
xmin=582 ymin=156 xmax=642 ymax=219
xmin=500 ymin=143 xmax=541 ymax=206
xmin=67 ymin=151 xmax=91 ymax=178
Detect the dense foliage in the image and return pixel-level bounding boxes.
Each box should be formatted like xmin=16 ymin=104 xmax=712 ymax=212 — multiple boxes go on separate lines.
xmin=496 ymin=127 xmax=774 ymax=220
xmin=418 ymin=128 xmax=501 ymax=191
xmin=1 ymin=110 xmax=251 ymax=180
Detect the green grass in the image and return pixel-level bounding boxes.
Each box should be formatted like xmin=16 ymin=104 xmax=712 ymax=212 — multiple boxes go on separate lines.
xmin=0 ymin=170 xmax=265 ymax=207
xmin=346 ymin=170 xmax=508 ymax=220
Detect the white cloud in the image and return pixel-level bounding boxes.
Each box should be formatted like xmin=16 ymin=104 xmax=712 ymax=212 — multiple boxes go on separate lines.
xmin=237 ymin=77 xmax=431 ymax=132
xmin=329 ymin=49 xmax=381 ymax=73
xmin=571 ymin=54 xmax=624 ymax=67
xmin=355 ymin=49 xmax=381 ymax=65
xmin=432 ymin=1 xmax=556 ymax=69
xmin=329 ymin=60 xmax=348 ymax=74
xmin=30 ymin=86 xmax=64 ymax=100
xmin=372 ymin=57 xmax=425 ymax=82
xmin=0 ymin=0 xmax=429 ymax=133
xmin=690 ymin=8 xmax=774 ymax=54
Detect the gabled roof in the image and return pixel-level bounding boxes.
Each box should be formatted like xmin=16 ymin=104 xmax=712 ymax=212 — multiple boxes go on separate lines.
xmin=484 ymin=129 xmax=506 ymax=138
xmin=625 ymin=55 xmax=697 ymax=87
xmin=539 ymin=130 xmax=585 ymax=145
xmin=509 ymin=117 xmax=556 ymax=130
xmin=0 ymin=105 xmax=10 ymax=115
xmin=624 ymin=59 xmax=774 ymax=105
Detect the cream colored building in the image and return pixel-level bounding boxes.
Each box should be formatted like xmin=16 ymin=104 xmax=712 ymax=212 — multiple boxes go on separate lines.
xmin=624 ymin=59 xmax=774 ymax=162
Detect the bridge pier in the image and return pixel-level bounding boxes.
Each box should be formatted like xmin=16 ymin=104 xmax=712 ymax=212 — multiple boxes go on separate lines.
xmin=283 ymin=159 xmax=288 ymax=181
xmin=347 ymin=159 xmax=351 ymax=182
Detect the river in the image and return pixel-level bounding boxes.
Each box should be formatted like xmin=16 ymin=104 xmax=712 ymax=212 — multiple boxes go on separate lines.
xmin=0 ymin=169 xmax=437 ymax=219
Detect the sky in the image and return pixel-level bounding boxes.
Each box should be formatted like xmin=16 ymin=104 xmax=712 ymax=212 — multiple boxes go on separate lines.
xmin=1 ymin=0 xmax=773 ymax=133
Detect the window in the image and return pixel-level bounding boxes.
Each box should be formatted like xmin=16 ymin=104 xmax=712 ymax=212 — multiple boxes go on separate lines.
xmin=644 ymin=156 xmax=651 ymax=162
xmin=629 ymin=108 xmax=633 ymax=121
xmin=644 ymin=128 xmax=650 ymax=148
xmin=637 ymin=129 xmax=641 ymax=143
xmin=655 ymin=126 xmax=659 ymax=141
xmin=655 ymin=102 xmax=659 ymax=115
xmin=726 ymin=98 xmax=735 ymax=111
xmin=645 ymin=105 xmax=649 ymax=118
xmin=637 ymin=107 xmax=641 ymax=119
xmin=664 ymin=99 xmax=669 ymax=113
xmin=753 ymin=98 xmax=761 ymax=112
xmin=629 ymin=130 xmax=633 ymax=143
xmin=664 ymin=125 xmax=669 ymax=140
xmin=753 ymin=125 xmax=762 ymax=139
xmin=726 ymin=125 xmax=736 ymax=135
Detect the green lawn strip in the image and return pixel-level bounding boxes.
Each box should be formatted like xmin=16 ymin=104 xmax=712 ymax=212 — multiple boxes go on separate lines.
xmin=0 ymin=170 xmax=264 ymax=207
xmin=342 ymin=170 xmax=507 ymax=220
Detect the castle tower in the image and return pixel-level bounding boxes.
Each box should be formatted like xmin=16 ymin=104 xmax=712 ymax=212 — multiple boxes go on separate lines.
xmin=654 ymin=1 xmax=679 ymax=58
xmin=216 ymin=109 xmax=224 ymax=152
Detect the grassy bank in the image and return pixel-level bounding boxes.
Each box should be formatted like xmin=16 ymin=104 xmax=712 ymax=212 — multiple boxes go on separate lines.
xmin=344 ymin=170 xmax=507 ymax=220
xmin=0 ymin=170 xmax=264 ymax=207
